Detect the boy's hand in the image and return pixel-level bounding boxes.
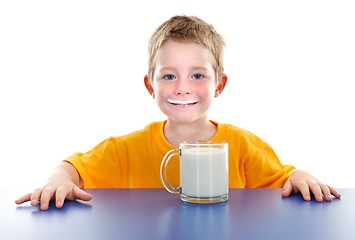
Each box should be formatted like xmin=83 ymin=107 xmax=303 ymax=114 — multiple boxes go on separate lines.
xmin=15 ymin=181 xmax=92 ymax=211
xmin=281 ymin=170 xmax=341 ymax=202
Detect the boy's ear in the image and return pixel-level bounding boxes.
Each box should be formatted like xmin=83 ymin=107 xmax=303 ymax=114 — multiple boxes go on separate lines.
xmin=144 ymin=75 xmax=155 ymax=98
xmin=214 ymin=74 xmax=228 ymax=97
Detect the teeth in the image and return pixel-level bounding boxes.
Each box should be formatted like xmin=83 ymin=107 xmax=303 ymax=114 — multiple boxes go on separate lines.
xmin=167 ymin=99 xmax=198 ymax=105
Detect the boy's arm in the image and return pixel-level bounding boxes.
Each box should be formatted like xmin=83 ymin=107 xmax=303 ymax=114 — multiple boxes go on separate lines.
xmin=15 ymin=162 xmax=92 ymax=211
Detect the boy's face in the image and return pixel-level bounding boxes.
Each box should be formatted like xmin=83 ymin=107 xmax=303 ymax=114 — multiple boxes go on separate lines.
xmin=145 ymin=39 xmax=224 ymax=124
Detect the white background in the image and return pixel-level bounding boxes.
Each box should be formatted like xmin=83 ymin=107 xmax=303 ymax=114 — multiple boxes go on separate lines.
xmin=1 ymin=0 xmax=354 ymax=191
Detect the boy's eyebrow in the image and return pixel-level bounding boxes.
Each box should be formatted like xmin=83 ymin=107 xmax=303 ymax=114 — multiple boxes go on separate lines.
xmin=157 ymin=66 xmax=175 ymax=71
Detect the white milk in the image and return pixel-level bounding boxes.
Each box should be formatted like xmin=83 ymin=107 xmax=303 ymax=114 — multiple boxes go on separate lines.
xmin=180 ymin=147 xmax=228 ymax=198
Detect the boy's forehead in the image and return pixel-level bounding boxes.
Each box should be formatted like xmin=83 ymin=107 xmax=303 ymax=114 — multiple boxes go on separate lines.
xmin=157 ymin=39 xmax=214 ymax=65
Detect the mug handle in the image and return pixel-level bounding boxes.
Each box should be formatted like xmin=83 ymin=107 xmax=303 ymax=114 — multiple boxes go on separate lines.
xmin=160 ymin=148 xmax=181 ymax=194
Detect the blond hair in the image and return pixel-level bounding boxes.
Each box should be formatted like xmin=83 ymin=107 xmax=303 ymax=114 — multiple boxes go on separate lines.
xmin=148 ymin=15 xmax=225 ymax=84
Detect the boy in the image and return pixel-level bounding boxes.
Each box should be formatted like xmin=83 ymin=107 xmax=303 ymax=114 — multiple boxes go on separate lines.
xmin=16 ymin=15 xmax=341 ymax=211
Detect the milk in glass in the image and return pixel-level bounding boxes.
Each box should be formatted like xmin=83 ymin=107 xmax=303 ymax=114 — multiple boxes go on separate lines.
xmin=180 ymin=147 xmax=228 ymax=198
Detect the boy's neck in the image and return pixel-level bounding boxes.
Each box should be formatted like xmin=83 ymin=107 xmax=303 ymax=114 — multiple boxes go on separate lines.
xmin=163 ymin=119 xmax=217 ymax=146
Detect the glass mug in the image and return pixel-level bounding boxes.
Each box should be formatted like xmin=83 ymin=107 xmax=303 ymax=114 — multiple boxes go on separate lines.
xmin=160 ymin=141 xmax=228 ymax=204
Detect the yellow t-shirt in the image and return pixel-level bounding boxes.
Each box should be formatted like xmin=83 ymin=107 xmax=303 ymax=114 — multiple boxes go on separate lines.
xmin=65 ymin=120 xmax=295 ymax=188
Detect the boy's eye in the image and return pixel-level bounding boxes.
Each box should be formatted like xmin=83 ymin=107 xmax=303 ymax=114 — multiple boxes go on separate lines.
xmin=164 ymin=74 xmax=176 ymax=81
xmin=192 ymin=74 xmax=204 ymax=80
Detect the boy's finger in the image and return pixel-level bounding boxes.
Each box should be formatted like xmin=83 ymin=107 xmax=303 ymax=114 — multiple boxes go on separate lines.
xmin=329 ymin=186 xmax=341 ymax=198
xmin=15 ymin=193 xmax=32 ymax=204
xmin=297 ymin=182 xmax=312 ymax=201
xmin=30 ymin=188 xmax=43 ymax=206
xmin=73 ymin=186 xmax=93 ymax=201
xmin=319 ymin=184 xmax=332 ymax=202
xmin=54 ymin=187 xmax=70 ymax=208
xmin=307 ymin=181 xmax=323 ymax=202
xmin=39 ymin=188 xmax=55 ymax=210
xmin=281 ymin=179 xmax=292 ymax=197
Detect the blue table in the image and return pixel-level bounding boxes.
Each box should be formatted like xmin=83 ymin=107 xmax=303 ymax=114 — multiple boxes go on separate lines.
xmin=3 ymin=188 xmax=354 ymax=240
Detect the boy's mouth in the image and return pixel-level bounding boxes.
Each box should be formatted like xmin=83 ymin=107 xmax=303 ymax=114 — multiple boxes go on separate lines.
xmin=167 ymin=99 xmax=198 ymax=107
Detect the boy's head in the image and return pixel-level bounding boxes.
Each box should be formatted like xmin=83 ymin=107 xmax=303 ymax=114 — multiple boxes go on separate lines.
xmin=147 ymin=15 xmax=225 ymax=85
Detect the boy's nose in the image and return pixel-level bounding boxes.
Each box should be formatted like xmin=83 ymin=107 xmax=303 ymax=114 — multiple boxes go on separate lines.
xmin=175 ymin=79 xmax=192 ymax=95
